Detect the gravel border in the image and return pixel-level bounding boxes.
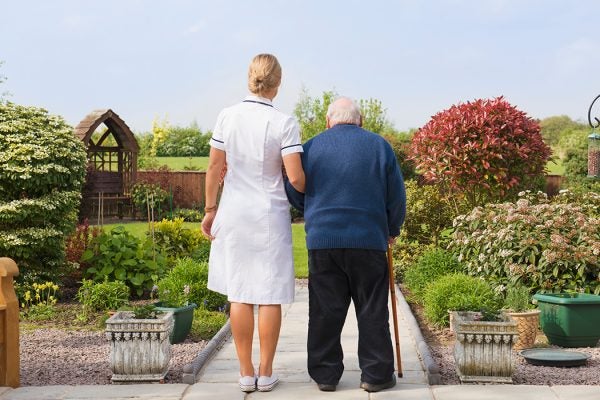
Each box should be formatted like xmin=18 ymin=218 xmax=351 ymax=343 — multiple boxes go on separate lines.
xmin=395 ymin=284 xmax=442 ymax=384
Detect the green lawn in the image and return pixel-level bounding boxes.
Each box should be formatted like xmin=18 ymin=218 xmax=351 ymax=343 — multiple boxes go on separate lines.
xmin=143 ymin=157 xmax=209 ymax=171
xmin=546 ymin=159 xmax=565 ymax=175
xmin=100 ymin=221 xmax=309 ymax=278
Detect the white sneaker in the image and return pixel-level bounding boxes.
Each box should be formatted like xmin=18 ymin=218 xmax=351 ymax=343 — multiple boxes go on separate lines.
xmin=239 ymin=375 xmax=257 ymax=392
xmin=257 ymin=374 xmax=279 ymax=392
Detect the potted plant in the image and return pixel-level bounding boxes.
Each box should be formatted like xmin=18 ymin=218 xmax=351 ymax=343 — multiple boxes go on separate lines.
xmin=105 ymin=304 xmax=174 ymax=382
xmin=533 ymin=292 xmax=600 ymax=347
xmin=504 ymin=284 xmax=540 ymax=350
xmin=154 ymin=283 xmax=197 ymax=344
xmin=451 ymin=309 xmax=519 ymax=383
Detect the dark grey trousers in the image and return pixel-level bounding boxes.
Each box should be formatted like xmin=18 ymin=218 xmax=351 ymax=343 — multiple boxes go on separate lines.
xmin=307 ymin=248 xmax=394 ymax=385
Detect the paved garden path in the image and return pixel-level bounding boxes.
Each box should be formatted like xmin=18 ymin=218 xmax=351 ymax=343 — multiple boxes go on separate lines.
xmin=2 ymin=284 xmax=598 ymax=399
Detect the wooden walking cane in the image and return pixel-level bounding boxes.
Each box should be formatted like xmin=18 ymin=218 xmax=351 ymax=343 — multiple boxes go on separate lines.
xmin=387 ymin=243 xmax=403 ymax=377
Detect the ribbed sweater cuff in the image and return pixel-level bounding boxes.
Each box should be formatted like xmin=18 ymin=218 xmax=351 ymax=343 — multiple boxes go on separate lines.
xmin=307 ymin=237 xmax=387 ymax=252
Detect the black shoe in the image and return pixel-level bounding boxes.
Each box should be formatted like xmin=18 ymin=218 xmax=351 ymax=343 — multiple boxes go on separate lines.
xmin=360 ymin=375 xmax=396 ymax=392
xmin=317 ymin=383 xmax=337 ymax=392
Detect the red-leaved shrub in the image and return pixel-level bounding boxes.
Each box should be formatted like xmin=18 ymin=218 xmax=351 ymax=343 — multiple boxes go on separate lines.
xmin=409 ymin=97 xmax=551 ymax=209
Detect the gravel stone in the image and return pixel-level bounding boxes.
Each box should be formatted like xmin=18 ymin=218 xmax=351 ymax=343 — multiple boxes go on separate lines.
xmin=429 ymin=333 xmax=600 ymax=385
xmin=20 ymin=329 xmax=207 ymax=386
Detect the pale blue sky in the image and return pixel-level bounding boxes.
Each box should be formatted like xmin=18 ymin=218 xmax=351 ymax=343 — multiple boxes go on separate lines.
xmin=2 ymin=0 xmax=599 ymax=133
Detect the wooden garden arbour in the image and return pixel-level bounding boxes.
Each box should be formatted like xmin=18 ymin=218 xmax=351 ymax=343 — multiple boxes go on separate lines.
xmin=74 ymin=109 xmax=139 ymax=219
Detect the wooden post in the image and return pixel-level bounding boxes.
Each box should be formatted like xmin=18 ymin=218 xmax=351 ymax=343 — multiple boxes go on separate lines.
xmin=0 ymin=257 xmax=19 ymax=388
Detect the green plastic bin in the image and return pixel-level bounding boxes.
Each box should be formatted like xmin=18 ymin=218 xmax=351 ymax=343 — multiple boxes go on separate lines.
xmin=154 ymin=302 xmax=197 ymax=344
xmin=533 ymin=293 xmax=600 ymax=348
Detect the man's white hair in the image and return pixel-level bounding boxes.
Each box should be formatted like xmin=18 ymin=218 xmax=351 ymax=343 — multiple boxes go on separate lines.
xmin=326 ymin=97 xmax=361 ymax=126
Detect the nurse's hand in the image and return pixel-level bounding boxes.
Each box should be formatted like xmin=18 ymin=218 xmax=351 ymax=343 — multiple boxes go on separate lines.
xmin=201 ymin=212 xmax=216 ymax=240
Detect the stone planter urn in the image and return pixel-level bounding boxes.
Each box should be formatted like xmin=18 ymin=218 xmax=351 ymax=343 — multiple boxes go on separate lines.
xmin=105 ymin=310 xmax=174 ymax=383
xmin=451 ymin=311 xmax=519 ymax=383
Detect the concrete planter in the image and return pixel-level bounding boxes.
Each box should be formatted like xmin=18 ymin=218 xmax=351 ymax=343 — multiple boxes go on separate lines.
xmin=105 ymin=311 xmax=174 ymax=383
xmin=451 ymin=311 xmax=519 ymax=383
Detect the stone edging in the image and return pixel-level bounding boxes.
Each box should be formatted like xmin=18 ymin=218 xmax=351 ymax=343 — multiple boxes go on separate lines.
xmin=181 ymin=319 xmax=231 ymax=384
xmin=394 ymin=284 xmax=442 ymax=385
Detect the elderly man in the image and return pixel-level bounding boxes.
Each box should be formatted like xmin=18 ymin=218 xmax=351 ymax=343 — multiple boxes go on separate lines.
xmin=286 ymin=97 xmax=406 ymax=392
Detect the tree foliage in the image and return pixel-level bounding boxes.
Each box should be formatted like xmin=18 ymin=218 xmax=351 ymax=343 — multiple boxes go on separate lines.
xmin=293 ymin=88 xmax=396 ymax=141
xmin=150 ymin=115 xmax=170 ymax=157
xmin=409 ymin=97 xmax=552 ymax=210
xmin=0 ymin=102 xmax=87 ymax=274
xmin=540 ymin=115 xmax=586 ymax=148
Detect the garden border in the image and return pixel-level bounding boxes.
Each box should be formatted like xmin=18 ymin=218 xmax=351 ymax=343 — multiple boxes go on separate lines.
xmin=395 ymin=284 xmax=442 ymax=384
xmin=181 ymin=319 xmax=231 ymax=384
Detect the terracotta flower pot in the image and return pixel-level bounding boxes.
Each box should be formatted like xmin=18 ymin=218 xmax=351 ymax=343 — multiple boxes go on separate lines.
xmin=507 ymin=309 xmax=540 ymax=350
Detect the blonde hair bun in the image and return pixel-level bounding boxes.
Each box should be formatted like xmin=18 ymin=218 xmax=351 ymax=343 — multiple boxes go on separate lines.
xmin=248 ymin=54 xmax=282 ymax=95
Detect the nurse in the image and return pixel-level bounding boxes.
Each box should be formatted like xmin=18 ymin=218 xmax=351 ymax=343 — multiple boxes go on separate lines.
xmin=201 ymin=53 xmax=305 ymax=392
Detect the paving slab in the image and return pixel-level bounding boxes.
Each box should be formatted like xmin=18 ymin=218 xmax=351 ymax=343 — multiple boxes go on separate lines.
xmin=65 ymin=384 xmax=189 ymax=400
xmin=372 ymin=384 xmax=433 ymax=400
xmin=550 ymin=385 xmax=600 ymax=400
xmin=1 ymin=385 xmax=72 ymax=400
xmin=431 ymin=385 xmax=560 ymax=400
xmin=183 ymin=383 xmax=244 ymax=400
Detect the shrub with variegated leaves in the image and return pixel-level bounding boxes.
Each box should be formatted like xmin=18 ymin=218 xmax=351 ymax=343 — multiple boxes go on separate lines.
xmin=0 ymin=102 xmax=87 ymax=275
xmin=409 ymin=97 xmax=551 ymax=211
xmin=449 ymin=194 xmax=600 ymax=294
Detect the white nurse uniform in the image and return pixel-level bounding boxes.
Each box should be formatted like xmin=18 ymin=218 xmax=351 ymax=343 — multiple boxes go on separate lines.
xmin=207 ymin=95 xmax=303 ymax=304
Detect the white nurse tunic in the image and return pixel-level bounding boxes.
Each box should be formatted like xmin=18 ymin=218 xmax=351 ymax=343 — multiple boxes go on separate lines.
xmin=207 ymin=95 xmax=303 ymax=305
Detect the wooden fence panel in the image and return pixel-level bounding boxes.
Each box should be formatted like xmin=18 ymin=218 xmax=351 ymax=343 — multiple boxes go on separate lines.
xmin=137 ymin=171 xmax=206 ymax=209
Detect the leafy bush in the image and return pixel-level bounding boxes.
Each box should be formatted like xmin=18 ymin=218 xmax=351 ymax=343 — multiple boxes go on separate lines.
xmin=156 ymin=258 xmax=227 ymax=310
xmin=0 ymin=102 xmax=87 ymax=275
xmin=171 ymin=208 xmax=203 ymax=222
xmin=409 ymin=97 xmax=551 ymax=211
xmin=76 ymin=279 xmax=129 ymax=312
xmin=190 ymin=308 xmax=228 ymax=340
xmin=131 ymin=182 xmax=169 ymax=218
xmin=149 ymin=218 xmax=207 ymax=260
xmin=82 ymin=226 xmax=167 ymax=296
xmin=155 ymin=125 xmax=211 ymax=157
xmin=450 ymin=196 xmax=600 ymax=294
xmin=402 ymin=180 xmax=457 ymax=245
xmin=382 ymin=132 xmax=417 ymax=181
xmin=403 ymin=248 xmax=462 ymax=303
xmin=65 ymin=219 xmax=103 ymax=265
xmin=423 ymin=273 xmax=502 ymax=327
xmin=392 ymin=240 xmax=434 ymax=282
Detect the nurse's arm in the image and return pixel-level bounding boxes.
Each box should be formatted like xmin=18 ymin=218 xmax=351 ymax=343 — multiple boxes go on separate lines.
xmin=205 ymin=147 xmax=226 ymax=208
xmin=283 ymin=153 xmax=305 ymax=193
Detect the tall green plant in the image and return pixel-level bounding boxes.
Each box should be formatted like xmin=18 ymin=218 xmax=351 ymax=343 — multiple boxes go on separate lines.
xmin=0 ymin=102 xmax=87 ymax=275
xmin=82 ymin=226 xmax=167 ymax=296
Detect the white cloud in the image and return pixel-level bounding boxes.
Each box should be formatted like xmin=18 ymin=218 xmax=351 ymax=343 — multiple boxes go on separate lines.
xmin=186 ymin=20 xmax=207 ymax=35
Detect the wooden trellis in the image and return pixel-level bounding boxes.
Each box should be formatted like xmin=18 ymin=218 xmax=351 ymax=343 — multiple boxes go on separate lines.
xmin=74 ymin=109 xmax=139 ymax=220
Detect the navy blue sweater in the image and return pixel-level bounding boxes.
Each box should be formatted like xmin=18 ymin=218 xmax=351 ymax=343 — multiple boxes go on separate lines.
xmin=286 ymin=124 xmax=406 ymax=251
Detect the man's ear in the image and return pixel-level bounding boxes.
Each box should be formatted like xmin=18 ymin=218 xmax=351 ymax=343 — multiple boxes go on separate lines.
xmin=326 ymin=116 xmax=331 ymax=129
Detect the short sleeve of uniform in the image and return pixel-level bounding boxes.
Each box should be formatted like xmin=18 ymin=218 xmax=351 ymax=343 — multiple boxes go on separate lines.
xmin=210 ymin=110 xmax=226 ymax=151
xmin=280 ymin=117 xmax=303 ymax=157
